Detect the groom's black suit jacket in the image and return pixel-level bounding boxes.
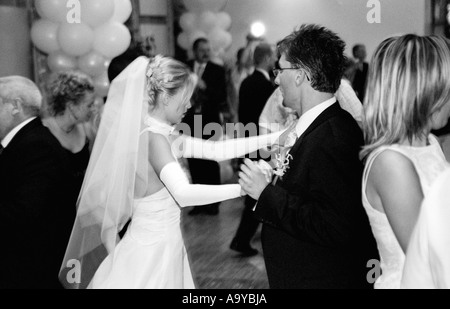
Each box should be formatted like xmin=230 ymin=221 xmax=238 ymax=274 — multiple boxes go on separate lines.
xmin=254 ymin=103 xmax=379 ymax=289
xmin=0 ymin=118 xmax=75 ymax=288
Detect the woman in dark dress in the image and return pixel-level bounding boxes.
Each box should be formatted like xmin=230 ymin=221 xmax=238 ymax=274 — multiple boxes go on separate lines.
xmin=42 ymin=71 xmax=97 ymax=204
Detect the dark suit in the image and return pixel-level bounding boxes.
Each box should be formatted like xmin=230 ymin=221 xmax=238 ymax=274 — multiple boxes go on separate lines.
xmin=352 ymin=62 xmax=368 ymax=102
xmin=254 ymin=103 xmax=379 ymax=289
xmin=184 ymin=61 xmax=227 ymax=213
xmin=0 ymin=118 xmax=75 ymax=289
xmin=238 ymin=70 xmax=276 ymax=136
xmin=233 ymin=70 xmax=276 ymax=247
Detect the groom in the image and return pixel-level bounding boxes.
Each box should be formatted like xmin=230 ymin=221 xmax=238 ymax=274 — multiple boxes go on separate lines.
xmin=239 ymin=24 xmax=379 ymax=289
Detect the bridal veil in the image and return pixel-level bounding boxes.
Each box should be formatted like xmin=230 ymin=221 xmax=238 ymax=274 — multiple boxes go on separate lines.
xmin=59 ymin=56 xmax=151 ymax=288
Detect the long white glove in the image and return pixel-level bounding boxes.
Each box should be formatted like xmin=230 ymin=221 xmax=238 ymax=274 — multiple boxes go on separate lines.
xmin=178 ymin=130 xmax=285 ymax=162
xmin=160 ymin=161 xmax=242 ymax=208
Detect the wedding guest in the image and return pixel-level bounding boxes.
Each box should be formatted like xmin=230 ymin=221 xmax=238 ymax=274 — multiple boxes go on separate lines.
xmin=0 ymin=76 xmax=74 ymax=288
xmin=352 ymin=44 xmax=369 ymax=102
xmin=360 ymin=34 xmax=450 ymax=289
xmin=225 ymin=47 xmax=253 ymax=125
xmin=42 ymin=71 xmax=96 ymax=205
xmin=184 ymin=38 xmax=228 ymax=215
xmin=230 ymin=42 xmax=277 ymax=257
xmin=239 ymin=24 xmax=379 ymax=289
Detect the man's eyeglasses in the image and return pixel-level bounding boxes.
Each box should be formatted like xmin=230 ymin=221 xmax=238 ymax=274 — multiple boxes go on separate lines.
xmin=273 ymin=67 xmax=310 ymax=81
xmin=272 ymin=67 xmax=298 ymax=77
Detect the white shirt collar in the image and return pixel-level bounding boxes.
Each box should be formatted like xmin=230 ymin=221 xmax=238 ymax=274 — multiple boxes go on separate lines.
xmin=1 ymin=117 xmax=37 ymax=148
xmin=256 ymin=68 xmax=270 ymax=81
xmin=295 ymin=97 xmax=336 ymax=138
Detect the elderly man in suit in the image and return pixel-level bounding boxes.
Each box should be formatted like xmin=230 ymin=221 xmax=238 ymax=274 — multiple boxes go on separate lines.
xmin=184 ymin=38 xmax=228 ymax=215
xmin=0 ymin=76 xmax=74 ymax=288
xmin=239 ymin=24 xmax=379 ymax=289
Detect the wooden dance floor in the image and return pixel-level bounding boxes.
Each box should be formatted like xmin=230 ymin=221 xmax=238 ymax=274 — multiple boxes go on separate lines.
xmin=181 ymin=173 xmax=269 ymax=289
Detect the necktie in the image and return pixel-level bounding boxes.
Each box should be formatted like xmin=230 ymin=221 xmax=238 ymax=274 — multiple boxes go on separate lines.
xmin=196 ymin=64 xmax=205 ymax=78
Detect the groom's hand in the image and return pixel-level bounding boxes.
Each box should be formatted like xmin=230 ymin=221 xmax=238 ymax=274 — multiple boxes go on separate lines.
xmin=238 ymin=159 xmax=270 ymax=200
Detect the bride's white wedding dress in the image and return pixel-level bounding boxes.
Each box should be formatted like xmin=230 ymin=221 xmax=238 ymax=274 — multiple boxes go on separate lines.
xmin=90 ymin=187 xmax=195 ymax=288
xmin=89 ymin=117 xmax=283 ymax=289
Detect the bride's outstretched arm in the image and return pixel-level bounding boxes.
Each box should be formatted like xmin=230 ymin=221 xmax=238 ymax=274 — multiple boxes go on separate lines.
xmin=149 ymin=133 xmax=242 ymax=207
xmin=173 ymin=129 xmax=287 ymax=162
xmin=160 ymin=162 xmax=241 ymax=207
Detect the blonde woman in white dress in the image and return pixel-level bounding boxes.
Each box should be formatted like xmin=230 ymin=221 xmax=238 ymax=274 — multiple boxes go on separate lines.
xmin=59 ymin=55 xmax=288 ymax=289
xmin=360 ymin=34 xmax=450 ymax=289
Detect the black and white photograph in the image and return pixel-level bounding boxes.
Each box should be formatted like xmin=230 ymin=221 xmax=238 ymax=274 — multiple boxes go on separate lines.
xmin=0 ymin=0 xmax=449 ymax=294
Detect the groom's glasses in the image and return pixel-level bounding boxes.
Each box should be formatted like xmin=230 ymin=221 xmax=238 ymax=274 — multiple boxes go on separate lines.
xmin=273 ymin=67 xmax=310 ymax=81
xmin=272 ymin=68 xmax=298 ymax=77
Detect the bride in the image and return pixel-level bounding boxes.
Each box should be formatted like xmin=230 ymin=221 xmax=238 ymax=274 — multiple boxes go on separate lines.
xmin=59 ymin=55 xmax=287 ymax=289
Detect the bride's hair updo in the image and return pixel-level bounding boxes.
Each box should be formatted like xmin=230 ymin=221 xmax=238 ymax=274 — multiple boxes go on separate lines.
xmin=146 ymin=55 xmax=197 ymax=108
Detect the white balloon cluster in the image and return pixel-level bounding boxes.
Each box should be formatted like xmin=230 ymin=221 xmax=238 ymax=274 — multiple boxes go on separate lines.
xmin=31 ymin=0 xmax=133 ymax=97
xmin=178 ymin=0 xmax=232 ymax=63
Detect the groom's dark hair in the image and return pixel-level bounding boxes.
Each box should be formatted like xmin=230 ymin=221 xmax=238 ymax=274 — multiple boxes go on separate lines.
xmin=278 ymin=24 xmax=346 ymax=93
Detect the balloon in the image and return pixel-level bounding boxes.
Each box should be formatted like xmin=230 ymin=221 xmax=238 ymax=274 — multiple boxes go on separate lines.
xmin=198 ymin=11 xmax=217 ymax=33
xmin=93 ymin=22 xmax=131 ymax=58
xmin=183 ymin=0 xmax=227 ymax=13
xmin=93 ymin=72 xmax=110 ymax=97
xmin=58 ymin=23 xmax=94 ymax=56
xmin=47 ymin=50 xmax=77 ymax=73
xmin=35 ymin=0 xmax=68 ymax=23
xmin=79 ymin=0 xmax=115 ymax=28
xmin=216 ymin=12 xmax=232 ymax=30
xmin=78 ymin=51 xmax=107 ymax=77
xmin=110 ymin=0 xmax=133 ymax=23
xmin=208 ymin=28 xmax=232 ymax=51
xmin=177 ymin=32 xmax=190 ymax=50
xmin=179 ymin=12 xmax=197 ymax=32
xmin=30 ymin=19 xmax=60 ymax=54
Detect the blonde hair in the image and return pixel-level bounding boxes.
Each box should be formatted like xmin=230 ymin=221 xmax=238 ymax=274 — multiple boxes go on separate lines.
xmin=146 ymin=55 xmax=197 ymax=109
xmin=361 ymin=34 xmax=450 ymax=159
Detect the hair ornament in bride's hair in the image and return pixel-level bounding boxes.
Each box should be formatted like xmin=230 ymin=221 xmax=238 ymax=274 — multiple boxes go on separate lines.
xmin=146 ymin=55 xmax=172 ymax=84
xmin=146 ymin=55 xmax=162 ymax=78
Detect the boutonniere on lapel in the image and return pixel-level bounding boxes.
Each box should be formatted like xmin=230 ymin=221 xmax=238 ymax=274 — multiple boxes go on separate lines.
xmin=273 ymin=152 xmax=293 ymax=178
xmin=273 ymin=130 xmax=297 ymax=179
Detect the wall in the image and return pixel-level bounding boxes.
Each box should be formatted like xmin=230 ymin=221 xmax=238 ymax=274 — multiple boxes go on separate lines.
xmin=139 ymin=0 xmax=173 ymax=56
xmin=223 ymin=0 xmax=426 ymax=62
xmin=0 ymin=5 xmax=32 ymax=78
